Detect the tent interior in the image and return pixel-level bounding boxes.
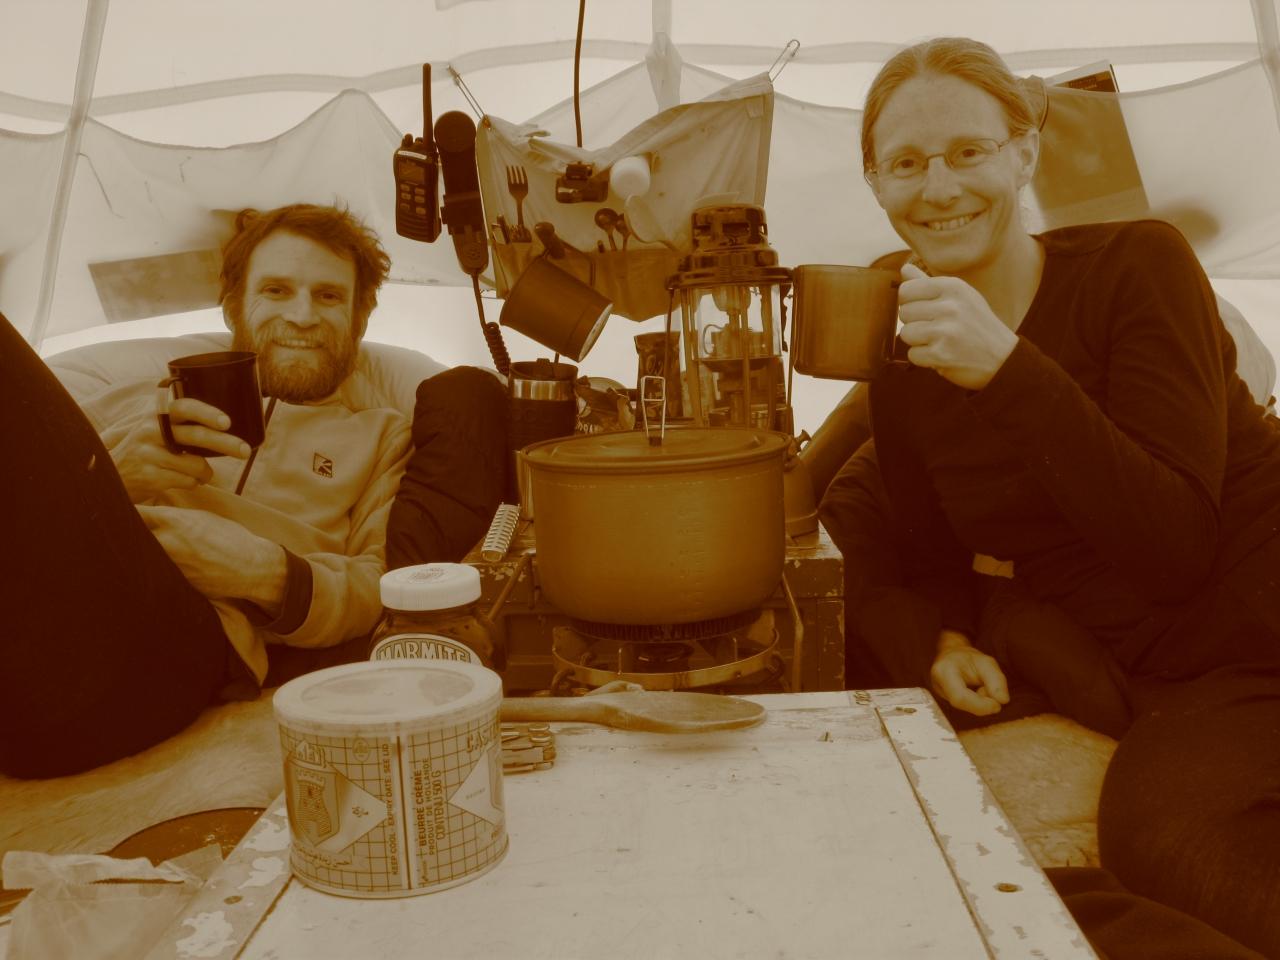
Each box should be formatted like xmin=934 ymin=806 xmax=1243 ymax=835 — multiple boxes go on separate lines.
xmin=6 ymin=0 xmax=1280 ymax=438
xmin=6 ymin=2 xmax=1280 ymax=950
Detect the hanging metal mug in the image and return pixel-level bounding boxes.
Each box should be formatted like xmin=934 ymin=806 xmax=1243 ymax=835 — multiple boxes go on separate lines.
xmin=499 ymin=255 xmax=612 ymax=362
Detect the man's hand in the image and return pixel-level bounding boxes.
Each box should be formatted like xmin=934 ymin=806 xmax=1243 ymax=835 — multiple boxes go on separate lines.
xmin=897 ymin=262 xmax=1018 ymax=390
xmin=139 ymin=505 xmax=287 ymax=616
xmin=111 ymin=398 xmax=250 ymax=503
xmin=930 ymin=629 xmax=1010 ymax=717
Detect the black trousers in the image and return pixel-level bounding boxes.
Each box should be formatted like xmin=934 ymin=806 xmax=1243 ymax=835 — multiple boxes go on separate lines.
xmin=0 ymin=315 xmax=229 ymax=778
xmin=1094 ymin=531 xmax=1280 ymax=959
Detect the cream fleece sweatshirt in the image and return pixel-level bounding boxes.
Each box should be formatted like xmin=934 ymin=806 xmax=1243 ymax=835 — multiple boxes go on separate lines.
xmin=81 ymin=377 xmax=413 ymax=685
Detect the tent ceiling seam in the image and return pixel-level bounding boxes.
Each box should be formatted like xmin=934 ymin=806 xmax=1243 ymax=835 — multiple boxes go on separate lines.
xmin=0 ymin=39 xmax=655 ymax=121
xmin=0 ymin=40 xmax=1262 ymax=122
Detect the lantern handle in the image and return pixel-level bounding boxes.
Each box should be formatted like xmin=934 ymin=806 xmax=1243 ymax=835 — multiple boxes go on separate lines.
xmin=640 ymin=375 xmax=667 ymax=446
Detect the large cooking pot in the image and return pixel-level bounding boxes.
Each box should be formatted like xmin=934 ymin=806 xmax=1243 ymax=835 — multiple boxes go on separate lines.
xmin=522 ymin=427 xmax=789 ymax=625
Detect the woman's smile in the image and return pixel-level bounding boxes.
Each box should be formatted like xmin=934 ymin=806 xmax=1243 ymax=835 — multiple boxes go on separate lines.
xmin=920 ymin=211 xmax=983 ymax=232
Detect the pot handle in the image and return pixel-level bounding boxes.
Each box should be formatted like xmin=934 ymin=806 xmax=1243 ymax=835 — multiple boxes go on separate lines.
xmin=639 ymin=374 xmax=666 ymax=446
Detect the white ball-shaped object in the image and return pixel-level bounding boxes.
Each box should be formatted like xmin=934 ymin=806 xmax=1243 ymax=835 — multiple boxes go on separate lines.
xmin=610 ymin=155 xmax=651 ymax=199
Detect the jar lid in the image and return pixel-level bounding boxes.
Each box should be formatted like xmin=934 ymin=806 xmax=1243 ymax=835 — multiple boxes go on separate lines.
xmin=380 ymin=563 xmax=482 ymax=610
xmin=522 ymin=426 xmax=789 ymax=474
xmin=273 ymin=660 xmax=501 ymax=734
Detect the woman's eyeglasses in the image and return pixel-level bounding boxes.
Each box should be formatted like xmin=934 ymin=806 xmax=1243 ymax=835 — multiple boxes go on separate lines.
xmin=866 ymin=137 xmax=1014 ymax=183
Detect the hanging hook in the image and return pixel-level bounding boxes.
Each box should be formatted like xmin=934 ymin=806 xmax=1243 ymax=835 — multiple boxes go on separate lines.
xmin=769 ymin=39 xmax=800 ymax=82
xmin=448 ymin=65 xmax=485 ymax=119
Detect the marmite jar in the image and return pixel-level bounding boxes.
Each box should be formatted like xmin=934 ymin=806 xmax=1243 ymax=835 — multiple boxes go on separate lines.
xmin=368 ymin=563 xmax=496 ymax=669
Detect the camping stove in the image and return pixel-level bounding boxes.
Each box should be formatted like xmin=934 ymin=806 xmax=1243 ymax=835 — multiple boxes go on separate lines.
xmin=464 ymin=523 xmax=845 ymax=695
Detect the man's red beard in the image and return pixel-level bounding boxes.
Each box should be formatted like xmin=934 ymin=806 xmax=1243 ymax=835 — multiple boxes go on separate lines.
xmin=231 ymin=319 xmax=358 ymax=403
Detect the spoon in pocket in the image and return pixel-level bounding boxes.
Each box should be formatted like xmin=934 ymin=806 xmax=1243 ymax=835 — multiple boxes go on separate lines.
xmin=593 ymin=208 xmax=620 ymax=251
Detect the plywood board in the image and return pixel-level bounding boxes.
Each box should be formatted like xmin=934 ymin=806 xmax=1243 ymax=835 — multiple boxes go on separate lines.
xmin=154 ymin=692 xmax=1092 ymax=960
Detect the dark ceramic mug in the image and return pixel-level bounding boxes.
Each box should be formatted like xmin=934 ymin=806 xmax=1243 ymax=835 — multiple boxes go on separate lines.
xmin=156 ymin=350 xmax=265 ymax=457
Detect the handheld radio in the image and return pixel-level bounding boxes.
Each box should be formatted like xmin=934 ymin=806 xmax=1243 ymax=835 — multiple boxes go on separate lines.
xmin=393 ymin=65 xmax=441 ymax=243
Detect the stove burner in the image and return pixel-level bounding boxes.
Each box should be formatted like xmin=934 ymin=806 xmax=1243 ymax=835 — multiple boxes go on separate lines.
xmin=569 ymin=609 xmax=759 ymax=644
xmin=628 ymin=642 xmax=694 ymax=672
xmin=551 ymin=608 xmax=782 ymax=691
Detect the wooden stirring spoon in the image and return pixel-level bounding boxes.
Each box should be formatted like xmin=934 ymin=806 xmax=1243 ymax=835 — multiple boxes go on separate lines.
xmin=501 ymin=691 xmax=765 ymax=733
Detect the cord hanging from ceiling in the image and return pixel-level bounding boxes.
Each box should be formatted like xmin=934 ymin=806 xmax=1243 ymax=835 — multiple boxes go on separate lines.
xmin=573 ymin=0 xmax=587 ymax=147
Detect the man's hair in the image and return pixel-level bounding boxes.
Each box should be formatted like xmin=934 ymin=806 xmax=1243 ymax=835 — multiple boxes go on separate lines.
xmin=860 ymin=37 xmax=1038 ymax=175
xmin=218 ymin=203 xmax=391 ymax=339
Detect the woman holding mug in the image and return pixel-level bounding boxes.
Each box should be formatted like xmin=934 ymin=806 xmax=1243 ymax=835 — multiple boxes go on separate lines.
xmin=830 ymin=37 xmax=1280 ymax=957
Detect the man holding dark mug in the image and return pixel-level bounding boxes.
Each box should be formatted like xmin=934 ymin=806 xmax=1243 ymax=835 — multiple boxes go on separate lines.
xmin=0 ymin=203 xmax=506 ymax=778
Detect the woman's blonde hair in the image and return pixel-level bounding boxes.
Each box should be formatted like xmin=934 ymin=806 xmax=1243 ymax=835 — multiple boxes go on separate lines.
xmin=860 ymin=37 xmax=1038 ymax=172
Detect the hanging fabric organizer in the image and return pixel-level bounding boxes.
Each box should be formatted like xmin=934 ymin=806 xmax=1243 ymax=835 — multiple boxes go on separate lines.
xmin=476 ymin=73 xmax=775 ymax=323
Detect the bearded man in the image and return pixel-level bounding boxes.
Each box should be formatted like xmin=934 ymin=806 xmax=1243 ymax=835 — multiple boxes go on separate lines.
xmin=0 ymin=204 xmax=506 ymax=777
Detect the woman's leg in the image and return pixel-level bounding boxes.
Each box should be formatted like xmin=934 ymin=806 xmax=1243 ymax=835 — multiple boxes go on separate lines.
xmin=978 ymin=580 xmax=1133 ymax=740
xmin=1097 ymin=665 xmax=1280 ymax=957
xmin=0 ymin=316 xmax=230 ymax=777
xmin=1046 ymin=866 xmax=1269 ymax=960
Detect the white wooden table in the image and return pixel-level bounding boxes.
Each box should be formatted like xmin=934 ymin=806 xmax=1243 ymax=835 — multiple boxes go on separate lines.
xmin=144 ymin=689 xmax=1095 ymax=960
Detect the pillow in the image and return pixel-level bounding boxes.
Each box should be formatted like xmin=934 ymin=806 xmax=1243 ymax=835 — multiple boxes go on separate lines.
xmin=1216 ymin=295 xmax=1277 ymax=413
xmin=44 ymin=332 xmax=451 ymax=419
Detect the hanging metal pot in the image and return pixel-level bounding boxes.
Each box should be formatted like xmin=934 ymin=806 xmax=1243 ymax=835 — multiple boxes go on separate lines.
xmin=522 ymin=427 xmax=789 ymax=625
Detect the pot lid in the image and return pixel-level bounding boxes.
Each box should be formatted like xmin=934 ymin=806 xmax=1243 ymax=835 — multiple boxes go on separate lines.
xmin=523 ymin=426 xmax=789 ymax=473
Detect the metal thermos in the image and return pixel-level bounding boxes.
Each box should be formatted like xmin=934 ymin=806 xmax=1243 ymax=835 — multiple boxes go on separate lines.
xmin=506 ymin=358 xmax=578 ymax=503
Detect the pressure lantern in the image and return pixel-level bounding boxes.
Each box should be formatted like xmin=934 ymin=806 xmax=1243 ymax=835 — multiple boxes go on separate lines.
xmin=666 ymin=205 xmax=793 ymax=432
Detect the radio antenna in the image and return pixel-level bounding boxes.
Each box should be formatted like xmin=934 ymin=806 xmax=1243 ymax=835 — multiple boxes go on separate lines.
xmin=422 ymin=63 xmax=435 ymax=152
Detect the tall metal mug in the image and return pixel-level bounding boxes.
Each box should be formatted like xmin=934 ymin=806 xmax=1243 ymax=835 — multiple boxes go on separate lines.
xmin=791 ymin=265 xmax=902 ymax=381
xmin=506 ymin=359 xmax=577 ymax=504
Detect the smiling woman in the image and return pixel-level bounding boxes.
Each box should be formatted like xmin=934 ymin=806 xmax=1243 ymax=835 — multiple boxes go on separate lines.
xmin=822 ymin=35 xmax=1280 ymax=959
xmin=860 ymin=40 xmax=1044 ymax=327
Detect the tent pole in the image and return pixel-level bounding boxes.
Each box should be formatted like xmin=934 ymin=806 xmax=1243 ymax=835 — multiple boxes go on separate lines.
xmin=652 ymin=0 xmax=671 ymax=36
xmin=646 ymin=0 xmax=681 ymax=111
xmin=27 ymin=0 xmax=109 ymax=349
xmin=1251 ymin=0 xmax=1280 ymax=132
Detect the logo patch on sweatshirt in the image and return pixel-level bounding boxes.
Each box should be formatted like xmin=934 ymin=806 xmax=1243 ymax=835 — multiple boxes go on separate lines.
xmin=312 ymin=453 xmax=334 ymax=479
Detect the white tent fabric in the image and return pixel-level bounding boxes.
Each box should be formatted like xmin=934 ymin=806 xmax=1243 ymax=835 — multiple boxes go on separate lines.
xmin=479 ymin=72 xmax=775 ymax=320
xmin=5 ymin=0 xmax=1280 ymax=435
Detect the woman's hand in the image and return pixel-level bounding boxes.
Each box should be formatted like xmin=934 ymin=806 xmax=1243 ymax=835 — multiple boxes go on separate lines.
xmin=897 ymin=262 xmax=1018 ymax=390
xmin=930 ymin=629 xmax=1010 ymax=717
